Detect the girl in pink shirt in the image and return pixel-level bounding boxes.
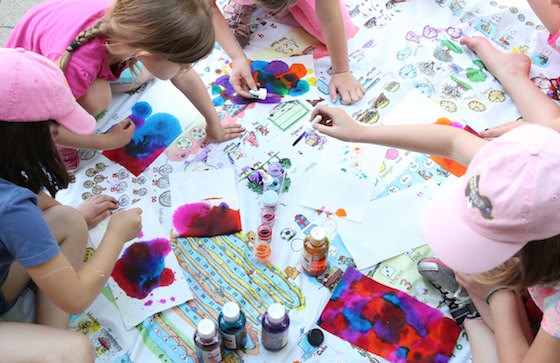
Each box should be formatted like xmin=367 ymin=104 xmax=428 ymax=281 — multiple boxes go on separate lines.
xmin=211 ymin=0 xmax=365 ymax=105
xmin=6 ymin=0 xmax=244 ymax=160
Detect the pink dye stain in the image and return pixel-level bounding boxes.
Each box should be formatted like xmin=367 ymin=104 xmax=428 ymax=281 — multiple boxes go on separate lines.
xmin=159 ymin=299 xmax=167 ymax=304
xmin=111 ymin=238 xmax=175 ymax=299
xmin=144 ymin=300 xmax=153 ymax=306
xmin=172 ymin=202 xmax=242 ymax=237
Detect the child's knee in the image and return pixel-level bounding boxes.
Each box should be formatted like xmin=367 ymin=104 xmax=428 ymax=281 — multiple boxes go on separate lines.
xmin=78 ymin=79 xmax=112 ymax=116
xmin=44 ymin=205 xmax=88 ymax=242
xmin=71 ymin=333 xmax=95 ymax=363
xmin=50 ymin=331 xmax=94 ymax=363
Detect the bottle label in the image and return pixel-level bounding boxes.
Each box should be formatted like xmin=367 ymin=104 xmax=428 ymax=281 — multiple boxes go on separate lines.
xmin=262 ymin=330 xmax=288 ymax=350
xmin=223 ymin=332 xmax=237 ymax=349
xmin=197 ymin=348 xmax=222 ymax=363
xmin=302 ymin=252 xmax=327 ymax=274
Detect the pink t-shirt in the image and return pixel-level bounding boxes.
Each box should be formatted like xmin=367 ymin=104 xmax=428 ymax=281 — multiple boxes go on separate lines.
xmin=4 ymin=0 xmax=122 ymax=99
xmin=529 ymin=283 xmax=560 ymax=339
xmin=235 ymin=0 xmax=358 ymax=43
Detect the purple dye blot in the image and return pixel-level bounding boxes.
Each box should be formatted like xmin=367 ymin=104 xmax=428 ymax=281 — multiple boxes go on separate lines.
xmin=111 ymin=238 xmax=175 ymax=299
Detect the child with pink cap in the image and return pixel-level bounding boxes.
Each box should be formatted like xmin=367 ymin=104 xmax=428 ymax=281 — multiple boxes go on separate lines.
xmin=0 ymin=48 xmax=142 ymax=362
xmin=312 ymin=104 xmax=560 ymax=362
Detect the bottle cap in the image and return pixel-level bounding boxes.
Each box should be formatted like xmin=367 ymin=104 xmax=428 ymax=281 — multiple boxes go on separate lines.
xmin=222 ymin=302 xmax=240 ymax=322
xmin=306 ymin=328 xmax=324 ymax=347
xmin=262 ymin=190 xmax=279 ymax=207
xmin=197 ymin=318 xmax=216 ymax=339
xmin=267 ymin=303 xmax=286 ymax=324
xmin=249 ymin=88 xmax=268 ymax=100
xmin=309 ymin=227 xmax=326 ymax=244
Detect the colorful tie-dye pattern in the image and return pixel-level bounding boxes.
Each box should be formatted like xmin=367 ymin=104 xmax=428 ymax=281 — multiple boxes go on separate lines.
xmin=103 ymin=102 xmax=183 ymax=176
xmin=172 ymin=201 xmax=242 ymax=237
xmin=111 ymin=238 xmax=175 ymax=300
xmin=211 ymin=60 xmax=312 ymax=106
xmin=318 ymin=267 xmax=460 ymax=363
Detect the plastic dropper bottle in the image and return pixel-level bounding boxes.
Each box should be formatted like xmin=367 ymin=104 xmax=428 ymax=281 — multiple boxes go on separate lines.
xmin=261 ymin=303 xmax=290 ymax=351
xmin=194 ymin=318 xmax=224 ymax=363
xmin=218 ymin=301 xmax=247 ymax=350
xmin=301 ymin=226 xmax=329 ymax=276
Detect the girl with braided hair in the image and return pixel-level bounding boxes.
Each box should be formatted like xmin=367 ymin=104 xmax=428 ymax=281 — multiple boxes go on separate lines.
xmin=6 ymin=0 xmax=244 ymax=228
xmin=6 ymin=0 xmax=244 ymax=168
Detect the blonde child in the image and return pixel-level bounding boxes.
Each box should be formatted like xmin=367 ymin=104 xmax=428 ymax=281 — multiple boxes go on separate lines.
xmin=0 ymin=48 xmax=142 ymax=362
xmin=312 ymin=105 xmax=560 ymax=362
xmin=5 ymin=0 xmax=245 ymax=169
xmin=211 ymin=0 xmax=366 ymax=105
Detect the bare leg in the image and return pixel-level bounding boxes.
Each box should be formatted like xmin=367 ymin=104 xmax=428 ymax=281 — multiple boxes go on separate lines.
xmin=78 ymin=78 xmax=112 ymax=116
xmin=0 ymin=322 xmax=95 ymax=363
xmin=461 ymin=36 xmax=560 ymax=123
xmin=37 ymin=206 xmax=88 ymax=328
xmin=464 ymin=319 xmax=500 ymax=363
xmin=527 ymin=0 xmax=560 ymax=35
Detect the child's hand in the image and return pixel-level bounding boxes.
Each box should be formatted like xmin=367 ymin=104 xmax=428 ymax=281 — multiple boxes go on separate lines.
xmin=103 ymin=119 xmax=136 ymax=150
xmin=76 ymin=195 xmax=119 ymax=229
xmin=479 ymin=120 xmax=526 ymax=140
xmin=106 ymin=207 xmax=143 ymax=243
xmin=330 ymin=72 xmax=365 ymax=105
xmin=230 ymin=56 xmax=258 ymax=98
xmin=206 ymin=121 xmax=245 ymax=142
xmin=311 ymin=105 xmax=365 ymax=142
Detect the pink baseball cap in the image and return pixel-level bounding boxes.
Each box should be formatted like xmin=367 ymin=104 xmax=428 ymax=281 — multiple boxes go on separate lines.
xmin=0 ymin=48 xmax=95 ymax=135
xmin=421 ymin=124 xmax=560 ymax=274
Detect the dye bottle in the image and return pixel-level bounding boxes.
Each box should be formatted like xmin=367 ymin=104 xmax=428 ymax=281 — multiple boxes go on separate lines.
xmin=266 ymin=162 xmax=285 ymax=192
xmin=194 ymin=318 xmax=224 ymax=363
xmin=254 ymin=223 xmax=272 ymax=262
xmin=218 ymin=301 xmax=247 ymax=350
xmin=260 ymin=190 xmax=279 ymax=226
xmin=301 ymin=226 xmax=329 ymax=277
xmin=261 ymin=303 xmax=290 ymax=351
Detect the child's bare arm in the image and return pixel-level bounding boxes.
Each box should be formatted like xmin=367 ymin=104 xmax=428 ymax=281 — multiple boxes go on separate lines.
xmin=315 ymin=0 xmax=364 ymax=104
xmin=55 ymin=119 xmax=135 ymax=150
xmin=26 ymin=208 xmax=142 ymax=314
xmin=171 ymin=67 xmax=244 ymax=142
xmin=210 ymin=1 xmax=257 ymax=98
xmin=312 ymin=105 xmax=487 ymax=166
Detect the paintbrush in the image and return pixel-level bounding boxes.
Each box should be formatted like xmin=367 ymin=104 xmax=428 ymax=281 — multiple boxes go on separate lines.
xmin=292 ymin=115 xmax=322 ymax=146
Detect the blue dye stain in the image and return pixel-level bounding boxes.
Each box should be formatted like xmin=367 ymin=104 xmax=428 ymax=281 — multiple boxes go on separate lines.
xmin=125 ymin=112 xmax=182 ymax=159
xmin=396 ymin=346 xmax=409 ymax=359
xmin=342 ymin=306 xmax=373 ymax=332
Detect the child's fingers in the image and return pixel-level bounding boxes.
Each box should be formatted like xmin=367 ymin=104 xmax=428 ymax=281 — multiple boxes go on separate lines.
xmin=339 ymin=89 xmax=352 ymax=105
xmin=244 ymin=74 xmax=258 ymax=91
xmin=313 ymin=123 xmax=335 ymax=136
xmin=329 ymin=82 xmax=338 ymax=102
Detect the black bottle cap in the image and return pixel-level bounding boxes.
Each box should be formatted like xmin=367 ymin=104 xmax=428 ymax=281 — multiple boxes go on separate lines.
xmin=307 ymin=328 xmax=324 ymax=347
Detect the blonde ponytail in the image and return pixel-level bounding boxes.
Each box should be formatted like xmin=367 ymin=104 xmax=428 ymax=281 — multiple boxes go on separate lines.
xmin=57 ymin=20 xmax=110 ymax=71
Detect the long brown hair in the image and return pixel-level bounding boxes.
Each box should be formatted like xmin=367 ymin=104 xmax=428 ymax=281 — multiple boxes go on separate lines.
xmin=0 ymin=121 xmax=70 ymax=196
xmin=58 ymin=0 xmax=215 ymax=71
xmin=474 ymin=235 xmax=560 ymax=289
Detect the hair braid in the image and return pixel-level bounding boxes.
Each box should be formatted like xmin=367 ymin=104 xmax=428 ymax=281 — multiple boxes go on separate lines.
xmin=57 ymin=20 xmax=110 ymax=71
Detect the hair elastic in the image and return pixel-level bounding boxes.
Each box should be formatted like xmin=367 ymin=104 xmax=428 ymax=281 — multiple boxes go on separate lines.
xmin=484 ymin=286 xmax=511 ymax=305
